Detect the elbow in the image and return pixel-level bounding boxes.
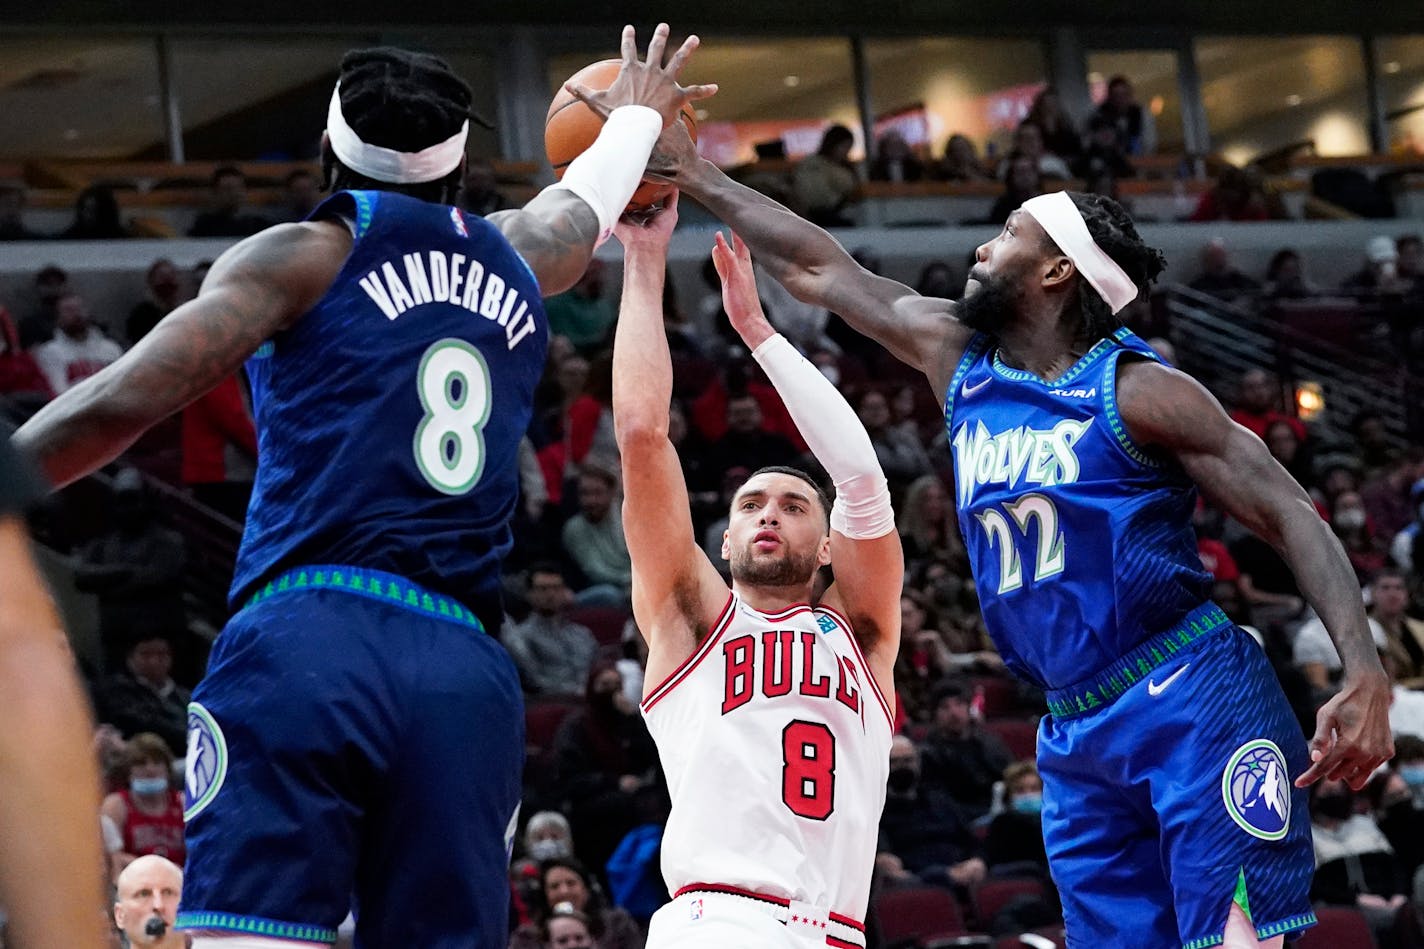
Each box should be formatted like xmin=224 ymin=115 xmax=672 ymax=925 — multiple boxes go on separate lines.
xmin=613 ymin=417 xmax=669 ymax=452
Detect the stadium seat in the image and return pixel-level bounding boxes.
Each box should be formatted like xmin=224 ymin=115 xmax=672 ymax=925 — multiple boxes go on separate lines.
xmin=524 ymin=698 xmax=579 ymax=753
xmin=971 ymin=676 xmax=1023 ymax=719
xmin=876 ymin=885 xmax=968 ymax=946
xmin=974 ymin=878 xmax=1046 ymax=931
xmin=566 ymin=605 xmax=631 ymax=647
xmin=993 ymin=930 xmax=1065 ymax=949
xmin=1295 ymin=907 xmax=1376 ymax=949
xmin=982 ymin=719 xmax=1038 ymax=761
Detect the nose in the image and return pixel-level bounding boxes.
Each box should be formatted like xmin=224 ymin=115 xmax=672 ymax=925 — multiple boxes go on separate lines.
xmin=974 ymin=241 xmax=991 ymax=263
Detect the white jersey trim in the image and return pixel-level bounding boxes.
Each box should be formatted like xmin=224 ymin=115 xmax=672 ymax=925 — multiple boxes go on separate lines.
xmin=641 ymin=592 xmax=737 ymax=711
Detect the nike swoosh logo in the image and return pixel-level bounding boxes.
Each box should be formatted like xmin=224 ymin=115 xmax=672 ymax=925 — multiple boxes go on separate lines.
xmin=1147 ymin=663 xmax=1190 ymax=697
xmin=960 ymin=376 xmax=990 ymax=399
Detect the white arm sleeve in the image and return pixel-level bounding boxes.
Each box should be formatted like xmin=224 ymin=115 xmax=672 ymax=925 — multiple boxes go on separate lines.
xmin=751 ymin=333 xmax=895 ymax=539
xmin=543 ymin=104 xmax=662 ymax=247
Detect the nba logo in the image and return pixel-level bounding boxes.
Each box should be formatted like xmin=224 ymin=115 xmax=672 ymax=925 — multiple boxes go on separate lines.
xmin=689 ymin=898 xmax=704 ymax=921
xmin=450 ymin=207 xmax=469 ymax=238
xmin=1222 ymin=739 xmax=1290 ymax=841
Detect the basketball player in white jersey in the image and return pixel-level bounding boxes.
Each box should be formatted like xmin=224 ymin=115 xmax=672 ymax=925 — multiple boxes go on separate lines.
xmin=611 ymin=194 xmax=902 ymax=949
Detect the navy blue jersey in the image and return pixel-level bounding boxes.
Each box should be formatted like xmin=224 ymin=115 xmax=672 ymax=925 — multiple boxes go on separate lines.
xmin=231 ymin=190 xmax=547 ymax=621
xmin=944 ymin=327 xmax=1211 ymax=690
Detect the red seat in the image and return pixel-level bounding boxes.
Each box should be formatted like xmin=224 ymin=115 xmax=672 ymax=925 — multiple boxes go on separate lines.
xmin=524 ymin=699 xmax=579 ymax=753
xmin=972 ymin=676 xmax=1022 ymax=719
xmin=566 ymin=605 xmax=631 ymax=646
xmin=1295 ymin=907 xmax=1376 ymax=949
xmin=876 ymin=885 xmax=967 ymax=945
xmin=974 ymin=878 xmax=1046 ymax=931
xmin=982 ymin=718 xmax=1038 ymax=761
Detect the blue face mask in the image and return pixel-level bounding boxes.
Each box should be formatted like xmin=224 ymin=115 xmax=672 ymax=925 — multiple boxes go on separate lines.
xmin=1012 ymin=794 xmax=1043 ymax=815
xmin=130 ymin=776 xmax=169 ymax=796
xmin=1400 ymin=765 xmax=1424 ymax=789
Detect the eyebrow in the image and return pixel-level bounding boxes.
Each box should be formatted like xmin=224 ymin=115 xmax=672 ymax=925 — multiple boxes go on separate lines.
xmin=735 ymin=488 xmax=813 ymax=506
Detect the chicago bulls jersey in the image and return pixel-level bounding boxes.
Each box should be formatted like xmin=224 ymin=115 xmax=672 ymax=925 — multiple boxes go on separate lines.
xmin=642 ymin=592 xmax=893 ymax=926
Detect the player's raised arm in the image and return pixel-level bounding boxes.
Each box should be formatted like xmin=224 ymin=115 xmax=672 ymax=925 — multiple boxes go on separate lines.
xmin=611 ymin=194 xmax=728 ymax=665
xmin=713 ymin=231 xmax=903 ymax=697
xmin=490 ymin=24 xmax=715 ymax=296
xmin=1118 ymin=359 xmax=1393 ymax=790
xmin=626 ymin=121 xmax=971 ymax=396
xmin=13 ymin=222 xmax=348 ymax=489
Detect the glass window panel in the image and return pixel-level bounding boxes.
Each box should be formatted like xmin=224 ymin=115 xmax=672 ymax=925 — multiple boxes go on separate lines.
xmin=1195 ymin=36 xmax=1370 ymax=165
xmin=1375 ymin=35 xmax=1424 ymax=154
xmin=550 ymin=37 xmax=857 ymax=167
xmin=0 ymin=37 xmax=163 ymax=160
xmin=1084 ymin=49 xmax=1182 ymax=153
xmin=864 ymin=37 xmax=1048 ymax=164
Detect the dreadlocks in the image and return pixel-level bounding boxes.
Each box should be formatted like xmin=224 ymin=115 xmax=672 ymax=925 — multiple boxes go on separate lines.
xmin=1060 ymin=192 xmax=1167 ymax=341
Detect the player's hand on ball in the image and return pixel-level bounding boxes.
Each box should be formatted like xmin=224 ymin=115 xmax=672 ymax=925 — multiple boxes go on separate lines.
xmin=566 ymin=24 xmax=717 ymax=130
xmin=712 ymin=231 xmax=775 ymax=350
xmin=645 ymin=119 xmax=700 ymax=184
xmin=614 ymin=190 xmax=679 ymax=247
xmin=1295 ymin=668 xmax=1394 ymax=791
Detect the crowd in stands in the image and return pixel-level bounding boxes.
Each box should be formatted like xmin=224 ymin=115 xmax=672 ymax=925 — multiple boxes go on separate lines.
xmin=2 ymin=66 xmax=1424 ymax=947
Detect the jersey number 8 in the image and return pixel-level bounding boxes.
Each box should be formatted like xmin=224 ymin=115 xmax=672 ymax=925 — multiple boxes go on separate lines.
xmin=782 ymin=720 xmax=836 ymax=821
xmin=414 ymin=339 xmax=493 ymax=495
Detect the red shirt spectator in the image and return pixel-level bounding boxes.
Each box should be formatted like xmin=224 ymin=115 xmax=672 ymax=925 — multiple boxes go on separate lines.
xmin=0 ymin=306 xmax=52 ymax=400
xmin=181 ymin=375 xmax=256 ymax=484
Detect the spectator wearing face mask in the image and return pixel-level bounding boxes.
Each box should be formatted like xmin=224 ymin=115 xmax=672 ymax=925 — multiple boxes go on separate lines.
xmin=100 ymin=733 xmax=184 ymax=879
xmin=524 ymin=810 xmax=576 ymax=863
xmin=1389 ymin=479 xmax=1424 ymax=574
xmin=1391 ymin=736 xmax=1424 ymax=806
xmin=876 ymin=735 xmax=986 ymax=894
xmin=1331 ymin=490 xmax=1389 ymax=584
xmin=985 ymin=761 xmax=1049 ymax=877
xmin=1374 ymin=745 xmax=1424 ymax=920
xmin=1309 ymin=777 xmax=1410 ymax=939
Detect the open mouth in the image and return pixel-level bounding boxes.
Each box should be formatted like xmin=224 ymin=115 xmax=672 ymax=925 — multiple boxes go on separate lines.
xmin=753 ymin=530 xmax=781 ymax=551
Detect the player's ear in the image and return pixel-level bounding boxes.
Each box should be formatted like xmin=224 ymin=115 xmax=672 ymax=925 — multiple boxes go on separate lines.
xmin=1042 ymin=254 xmax=1075 ymax=291
xmin=720 ymin=529 xmax=731 ymax=562
xmin=817 ymin=534 xmax=832 ymax=567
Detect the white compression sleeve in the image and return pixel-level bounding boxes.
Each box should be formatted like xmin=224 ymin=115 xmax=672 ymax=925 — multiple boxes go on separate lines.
xmin=751 ymin=334 xmax=895 ymax=539
xmin=544 ymin=104 xmax=662 ymax=247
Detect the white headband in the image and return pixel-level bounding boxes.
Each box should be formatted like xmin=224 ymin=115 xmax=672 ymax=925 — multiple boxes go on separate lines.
xmin=325 ymin=84 xmax=469 ymax=185
xmin=1021 ymin=191 xmax=1140 ymax=315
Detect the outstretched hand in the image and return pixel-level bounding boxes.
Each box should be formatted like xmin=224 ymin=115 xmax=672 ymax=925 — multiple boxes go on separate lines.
xmin=1294 ymin=669 xmax=1394 ymax=790
xmin=565 ymin=24 xmax=718 ymax=129
xmin=711 ymin=231 xmax=775 ymax=350
xmin=613 ymin=191 xmax=680 ymax=249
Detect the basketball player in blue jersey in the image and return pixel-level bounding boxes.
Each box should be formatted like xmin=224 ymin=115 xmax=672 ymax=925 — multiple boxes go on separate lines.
xmin=638 ymin=127 xmax=1395 ymax=949
xmin=15 ymin=29 xmax=713 ymax=949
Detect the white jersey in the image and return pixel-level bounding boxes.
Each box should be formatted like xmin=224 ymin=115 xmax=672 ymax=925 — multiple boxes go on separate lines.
xmin=642 ymin=592 xmax=893 ymax=933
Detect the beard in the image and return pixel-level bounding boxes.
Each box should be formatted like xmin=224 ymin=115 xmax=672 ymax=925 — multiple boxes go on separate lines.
xmin=729 ymin=544 xmax=820 ymax=588
xmin=959 ymin=268 xmax=1020 ymax=334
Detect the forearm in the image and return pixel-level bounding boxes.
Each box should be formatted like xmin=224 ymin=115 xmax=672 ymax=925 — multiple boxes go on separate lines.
xmin=1277 ymin=511 xmax=1383 ymax=680
xmin=14 ymin=369 xmax=154 ymax=488
xmin=611 ymin=245 xmax=673 ymax=440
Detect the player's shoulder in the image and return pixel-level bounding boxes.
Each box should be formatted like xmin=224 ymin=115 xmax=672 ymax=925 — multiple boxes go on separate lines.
xmin=1113 ymin=354 xmax=1231 ymax=450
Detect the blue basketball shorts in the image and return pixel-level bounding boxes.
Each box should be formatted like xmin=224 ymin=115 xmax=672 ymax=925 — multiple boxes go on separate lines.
xmin=1038 ymin=614 xmax=1316 ymax=949
xmin=176 ymin=566 xmax=524 ymax=948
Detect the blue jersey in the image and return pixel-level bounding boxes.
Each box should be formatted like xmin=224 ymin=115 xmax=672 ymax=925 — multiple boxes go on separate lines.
xmin=230 ymin=190 xmax=547 ymax=623
xmin=944 ymin=327 xmax=1211 ymax=690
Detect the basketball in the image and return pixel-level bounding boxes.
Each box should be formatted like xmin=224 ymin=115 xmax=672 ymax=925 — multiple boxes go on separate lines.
xmin=545 ymin=58 xmax=699 ymax=213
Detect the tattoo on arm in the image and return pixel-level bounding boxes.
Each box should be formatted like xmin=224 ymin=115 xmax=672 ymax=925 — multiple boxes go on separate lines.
xmin=490 ymin=193 xmax=601 ymax=297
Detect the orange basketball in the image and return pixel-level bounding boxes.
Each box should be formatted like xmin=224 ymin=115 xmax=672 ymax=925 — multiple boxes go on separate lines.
xmin=545 ymin=59 xmax=698 ymax=213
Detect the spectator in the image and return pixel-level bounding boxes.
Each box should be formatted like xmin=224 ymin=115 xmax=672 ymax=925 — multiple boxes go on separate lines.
xmin=935 ymin=134 xmax=992 ymax=183
xmin=1025 ymin=87 xmax=1082 ymax=163
xmin=858 ymin=389 xmax=932 ymax=491
xmin=126 ymin=259 xmax=188 ymax=344
xmin=1187 ymin=239 xmax=1260 ymax=303
xmin=1264 ymin=418 xmax=1313 ymax=490
xmin=1074 ymin=114 xmax=1135 ymax=183
xmin=1331 ymin=490 xmax=1389 ymax=583
xmin=1394 ymin=736 xmax=1424 ymax=805
xmin=1384 ymin=652 xmax=1424 ymax=741
xmin=920 ymin=679 xmax=1014 ymax=818
xmin=188 ymin=166 xmax=270 ymax=238
xmin=1227 ymin=368 xmax=1304 ymax=442
xmin=552 ymin=663 xmax=659 ymax=881
xmin=0 ymin=305 xmax=53 ymax=404
xmin=100 ymin=734 xmax=185 ymax=875
xmin=540 ymin=859 xmax=643 ymax=949
xmin=1293 ymin=597 xmax=1388 ymax=693
xmin=869 ymin=130 xmax=926 ymax=183
xmin=987 ymin=154 xmax=1044 ymax=226
xmin=524 ymin=810 xmax=576 ymax=863
xmin=561 ymin=465 xmax=632 ymax=605
xmin=1093 ymin=75 xmax=1156 ymax=155
xmin=112 ymin=855 xmax=184 ymax=949
xmin=1372 ymin=567 xmax=1424 ymax=687
xmin=503 ymin=564 xmax=599 ymax=696
xmin=792 ymin=124 xmax=859 ymax=227
xmin=876 ymin=735 xmax=987 ymax=892
xmin=459 ymin=157 xmax=511 ymax=217
xmin=895 ymin=594 xmax=956 ymax=723
xmin=97 ymin=635 xmax=190 ymax=757
xmin=279 ymin=168 xmax=321 ymax=222
xmin=1341 ymin=235 xmax=1414 ymax=298
xmin=18 ymin=263 xmax=71 ymax=348
xmin=60 ymin=185 xmax=128 ymax=240
xmin=1188 ymin=166 xmax=1269 ymax=222
xmin=74 ymin=469 xmax=187 ymax=666
xmin=564 ymin=353 xmax=618 ymax=474
xmin=1261 ymin=249 xmax=1317 ymax=301
xmin=1002 ymin=122 xmax=1072 ymax=181
xmin=1309 ymin=778 xmax=1410 ymax=940
xmin=898 ymin=475 xmax=963 ymax=566
xmin=181 ymin=374 xmax=257 ymax=522
xmin=700 ymin=394 xmax=799 ymax=489
xmin=1351 ymin=411 xmax=1396 ymax=476
xmin=0 ymin=182 xmax=42 ymax=240
xmin=915 ymin=261 xmax=958 ymax=299
xmin=543 ymin=906 xmax=596 ymax=949
xmin=1361 ymin=449 xmax=1424 ymax=546
xmin=985 ymin=761 xmax=1050 ymax=876
xmin=30 ymin=292 xmax=123 ymax=395
xmin=1390 ymin=478 xmax=1424 ymax=574
xmin=1373 ymin=752 xmax=1424 ymax=921
xmin=545 ymin=259 xmax=616 ymax=353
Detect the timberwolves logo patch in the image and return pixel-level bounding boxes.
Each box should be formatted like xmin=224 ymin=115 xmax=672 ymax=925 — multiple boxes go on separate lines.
xmin=184 ymin=703 xmax=228 ymax=821
xmin=1222 ymin=739 xmax=1290 ymax=840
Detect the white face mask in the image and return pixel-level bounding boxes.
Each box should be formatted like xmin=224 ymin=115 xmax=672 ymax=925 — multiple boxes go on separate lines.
xmin=528 ymin=838 xmax=571 ymax=861
xmin=817 ymin=364 xmax=841 ymax=387
xmin=1334 ymin=509 xmax=1366 ymax=531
